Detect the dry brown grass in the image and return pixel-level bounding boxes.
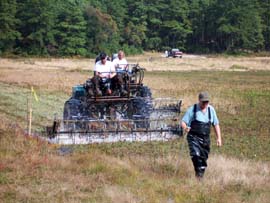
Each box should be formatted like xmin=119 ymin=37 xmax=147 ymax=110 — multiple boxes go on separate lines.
xmin=104 ymin=185 xmax=138 ymax=203
xmin=1 ymin=54 xmax=269 ymax=103
xmin=131 ymin=52 xmax=270 ymax=71
xmin=1 ymin=54 xmax=269 ymax=106
xmin=1 ymin=122 xmax=269 ymax=202
xmin=0 ymin=55 xmax=270 ymax=202
xmin=1 ymin=53 xmax=270 ymax=73
xmin=0 ymin=68 xmax=86 ymax=93
xmin=208 ymin=154 xmax=270 ymax=188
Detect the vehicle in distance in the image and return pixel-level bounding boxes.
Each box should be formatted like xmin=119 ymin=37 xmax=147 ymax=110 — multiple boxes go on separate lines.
xmin=167 ymin=48 xmax=183 ymax=58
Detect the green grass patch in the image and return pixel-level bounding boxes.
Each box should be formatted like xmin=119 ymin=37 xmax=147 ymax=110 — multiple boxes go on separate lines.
xmin=0 ymin=82 xmax=69 ymax=130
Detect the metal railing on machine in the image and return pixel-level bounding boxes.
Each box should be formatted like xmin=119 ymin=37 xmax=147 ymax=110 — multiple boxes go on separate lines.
xmin=45 ymin=117 xmax=183 ymax=145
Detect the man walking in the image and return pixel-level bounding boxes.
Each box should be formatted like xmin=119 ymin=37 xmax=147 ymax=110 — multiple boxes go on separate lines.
xmin=181 ymin=91 xmax=222 ymax=178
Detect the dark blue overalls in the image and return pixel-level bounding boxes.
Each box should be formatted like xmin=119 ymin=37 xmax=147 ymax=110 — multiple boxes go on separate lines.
xmin=187 ymin=104 xmax=212 ymax=178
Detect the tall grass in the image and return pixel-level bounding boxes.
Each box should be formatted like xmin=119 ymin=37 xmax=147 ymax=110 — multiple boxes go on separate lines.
xmin=1 ymin=124 xmax=269 ymax=202
xmin=0 ymin=57 xmax=270 ymax=202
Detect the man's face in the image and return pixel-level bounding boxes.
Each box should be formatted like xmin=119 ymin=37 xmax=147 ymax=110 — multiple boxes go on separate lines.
xmin=118 ymin=53 xmax=124 ymax=60
xmin=199 ymin=100 xmax=209 ymax=109
xmin=101 ymin=57 xmax=106 ymax=64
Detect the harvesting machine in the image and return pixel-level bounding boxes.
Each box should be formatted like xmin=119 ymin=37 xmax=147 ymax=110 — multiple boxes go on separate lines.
xmin=47 ymin=64 xmax=183 ymax=144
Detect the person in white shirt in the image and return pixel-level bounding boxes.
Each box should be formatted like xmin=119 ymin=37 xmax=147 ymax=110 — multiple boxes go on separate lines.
xmin=92 ymin=52 xmax=127 ymax=96
xmin=165 ymin=50 xmax=168 ymax=57
xmin=113 ymin=50 xmax=128 ymax=71
xmin=112 ymin=50 xmax=129 ymax=94
xmin=94 ymin=53 xmax=116 ymax=79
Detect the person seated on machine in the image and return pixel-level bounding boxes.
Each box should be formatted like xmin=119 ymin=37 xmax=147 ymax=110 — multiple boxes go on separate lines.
xmin=92 ymin=52 xmax=127 ymax=96
xmin=112 ymin=50 xmax=128 ymax=71
xmin=112 ymin=50 xmax=131 ymax=85
xmin=95 ymin=52 xmax=111 ymax=63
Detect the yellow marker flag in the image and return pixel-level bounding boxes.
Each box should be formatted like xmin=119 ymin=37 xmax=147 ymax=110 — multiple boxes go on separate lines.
xmin=31 ymin=86 xmax=39 ymax=102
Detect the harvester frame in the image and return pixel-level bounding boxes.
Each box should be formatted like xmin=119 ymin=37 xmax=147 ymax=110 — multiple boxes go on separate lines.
xmin=47 ymin=64 xmax=183 ymax=144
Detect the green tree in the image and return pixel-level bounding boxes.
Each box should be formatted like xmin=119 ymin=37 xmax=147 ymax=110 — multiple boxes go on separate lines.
xmin=213 ymin=0 xmax=264 ymax=51
xmin=103 ymin=0 xmax=128 ymax=32
xmin=16 ymin=0 xmax=56 ymax=55
xmin=187 ymin=0 xmax=264 ymax=52
xmin=1 ymin=0 xmax=268 ymax=56
xmin=84 ymin=5 xmax=119 ymax=55
xmin=187 ymin=0 xmax=214 ymax=52
xmin=54 ymin=0 xmax=87 ymax=56
xmin=144 ymin=0 xmax=165 ymax=50
xmin=258 ymin=0 xmax=270 ymax=50
xmin=160 ymin=0 xmax=192 ymax=50
xmin=0 ymin=0 xmax=20 ymax=54
xmin=123 ymin=0 xmax=148 ymax=50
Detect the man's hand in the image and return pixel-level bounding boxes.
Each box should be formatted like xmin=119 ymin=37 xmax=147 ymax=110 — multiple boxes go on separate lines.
xmin=110 ymin=72 xmax=116 ymax=78
xmin=214 ymin=124 xmax=222 ymax=147
xmin=97 ymin=72 xmax=106 ymax=78
xmin=181 ymin=121 xmax=190 ymax=134
xmin=216 ymin=137 xmax=222 ymax=147
xmin=185 ymin=127 xmax=190 ymax=133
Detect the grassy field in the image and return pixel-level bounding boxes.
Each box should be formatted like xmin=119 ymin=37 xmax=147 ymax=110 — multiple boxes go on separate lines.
xmin=0 ymin=55 xmax=270 ymax=202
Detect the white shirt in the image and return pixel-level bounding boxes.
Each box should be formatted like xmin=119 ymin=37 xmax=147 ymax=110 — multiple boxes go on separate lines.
xmin=94 ymin=60 xmax=115 ymax=77
xmin=113 ymin=58 xmax=128 ymax=70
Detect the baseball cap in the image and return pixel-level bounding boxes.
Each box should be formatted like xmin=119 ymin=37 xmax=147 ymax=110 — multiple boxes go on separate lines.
xmin=199 ymin=91 xmax=210 ymax=101
xmin=99 ymin=52 xmax=107 ymax=60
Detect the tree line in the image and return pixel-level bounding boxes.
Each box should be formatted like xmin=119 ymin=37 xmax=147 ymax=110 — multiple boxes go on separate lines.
xmin=0 ymin=0 xmax=269 ymax=56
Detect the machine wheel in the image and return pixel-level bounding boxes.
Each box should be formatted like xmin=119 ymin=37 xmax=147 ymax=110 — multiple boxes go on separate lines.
xmin=63 ymin=98 xmax=82 ymax=130
xmin=63 ymin=98 xmax=82 ymax=120
xmin=139 ymin=85 xmax=152 ymax=98
xmin=131 ymin=97 xmax=152 ymax=128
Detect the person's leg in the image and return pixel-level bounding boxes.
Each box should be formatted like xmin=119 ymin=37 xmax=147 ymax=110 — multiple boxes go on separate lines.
xmin=92 ymin=75 xmax=102 ymax=96
xmin=119 ymin=74 xmax=127 ymax=95
xmin=192 ymin=157 xmax=206 ymax=178
xmin=112 ymin=74 xmax=127 ymax=96
xmin=198 ymin=136 xmax=210 ymax=177
xmin=191 ymin=156 xmax=205 ymax=178
xmin=187 ymin=134 xmax=209 ymax=178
